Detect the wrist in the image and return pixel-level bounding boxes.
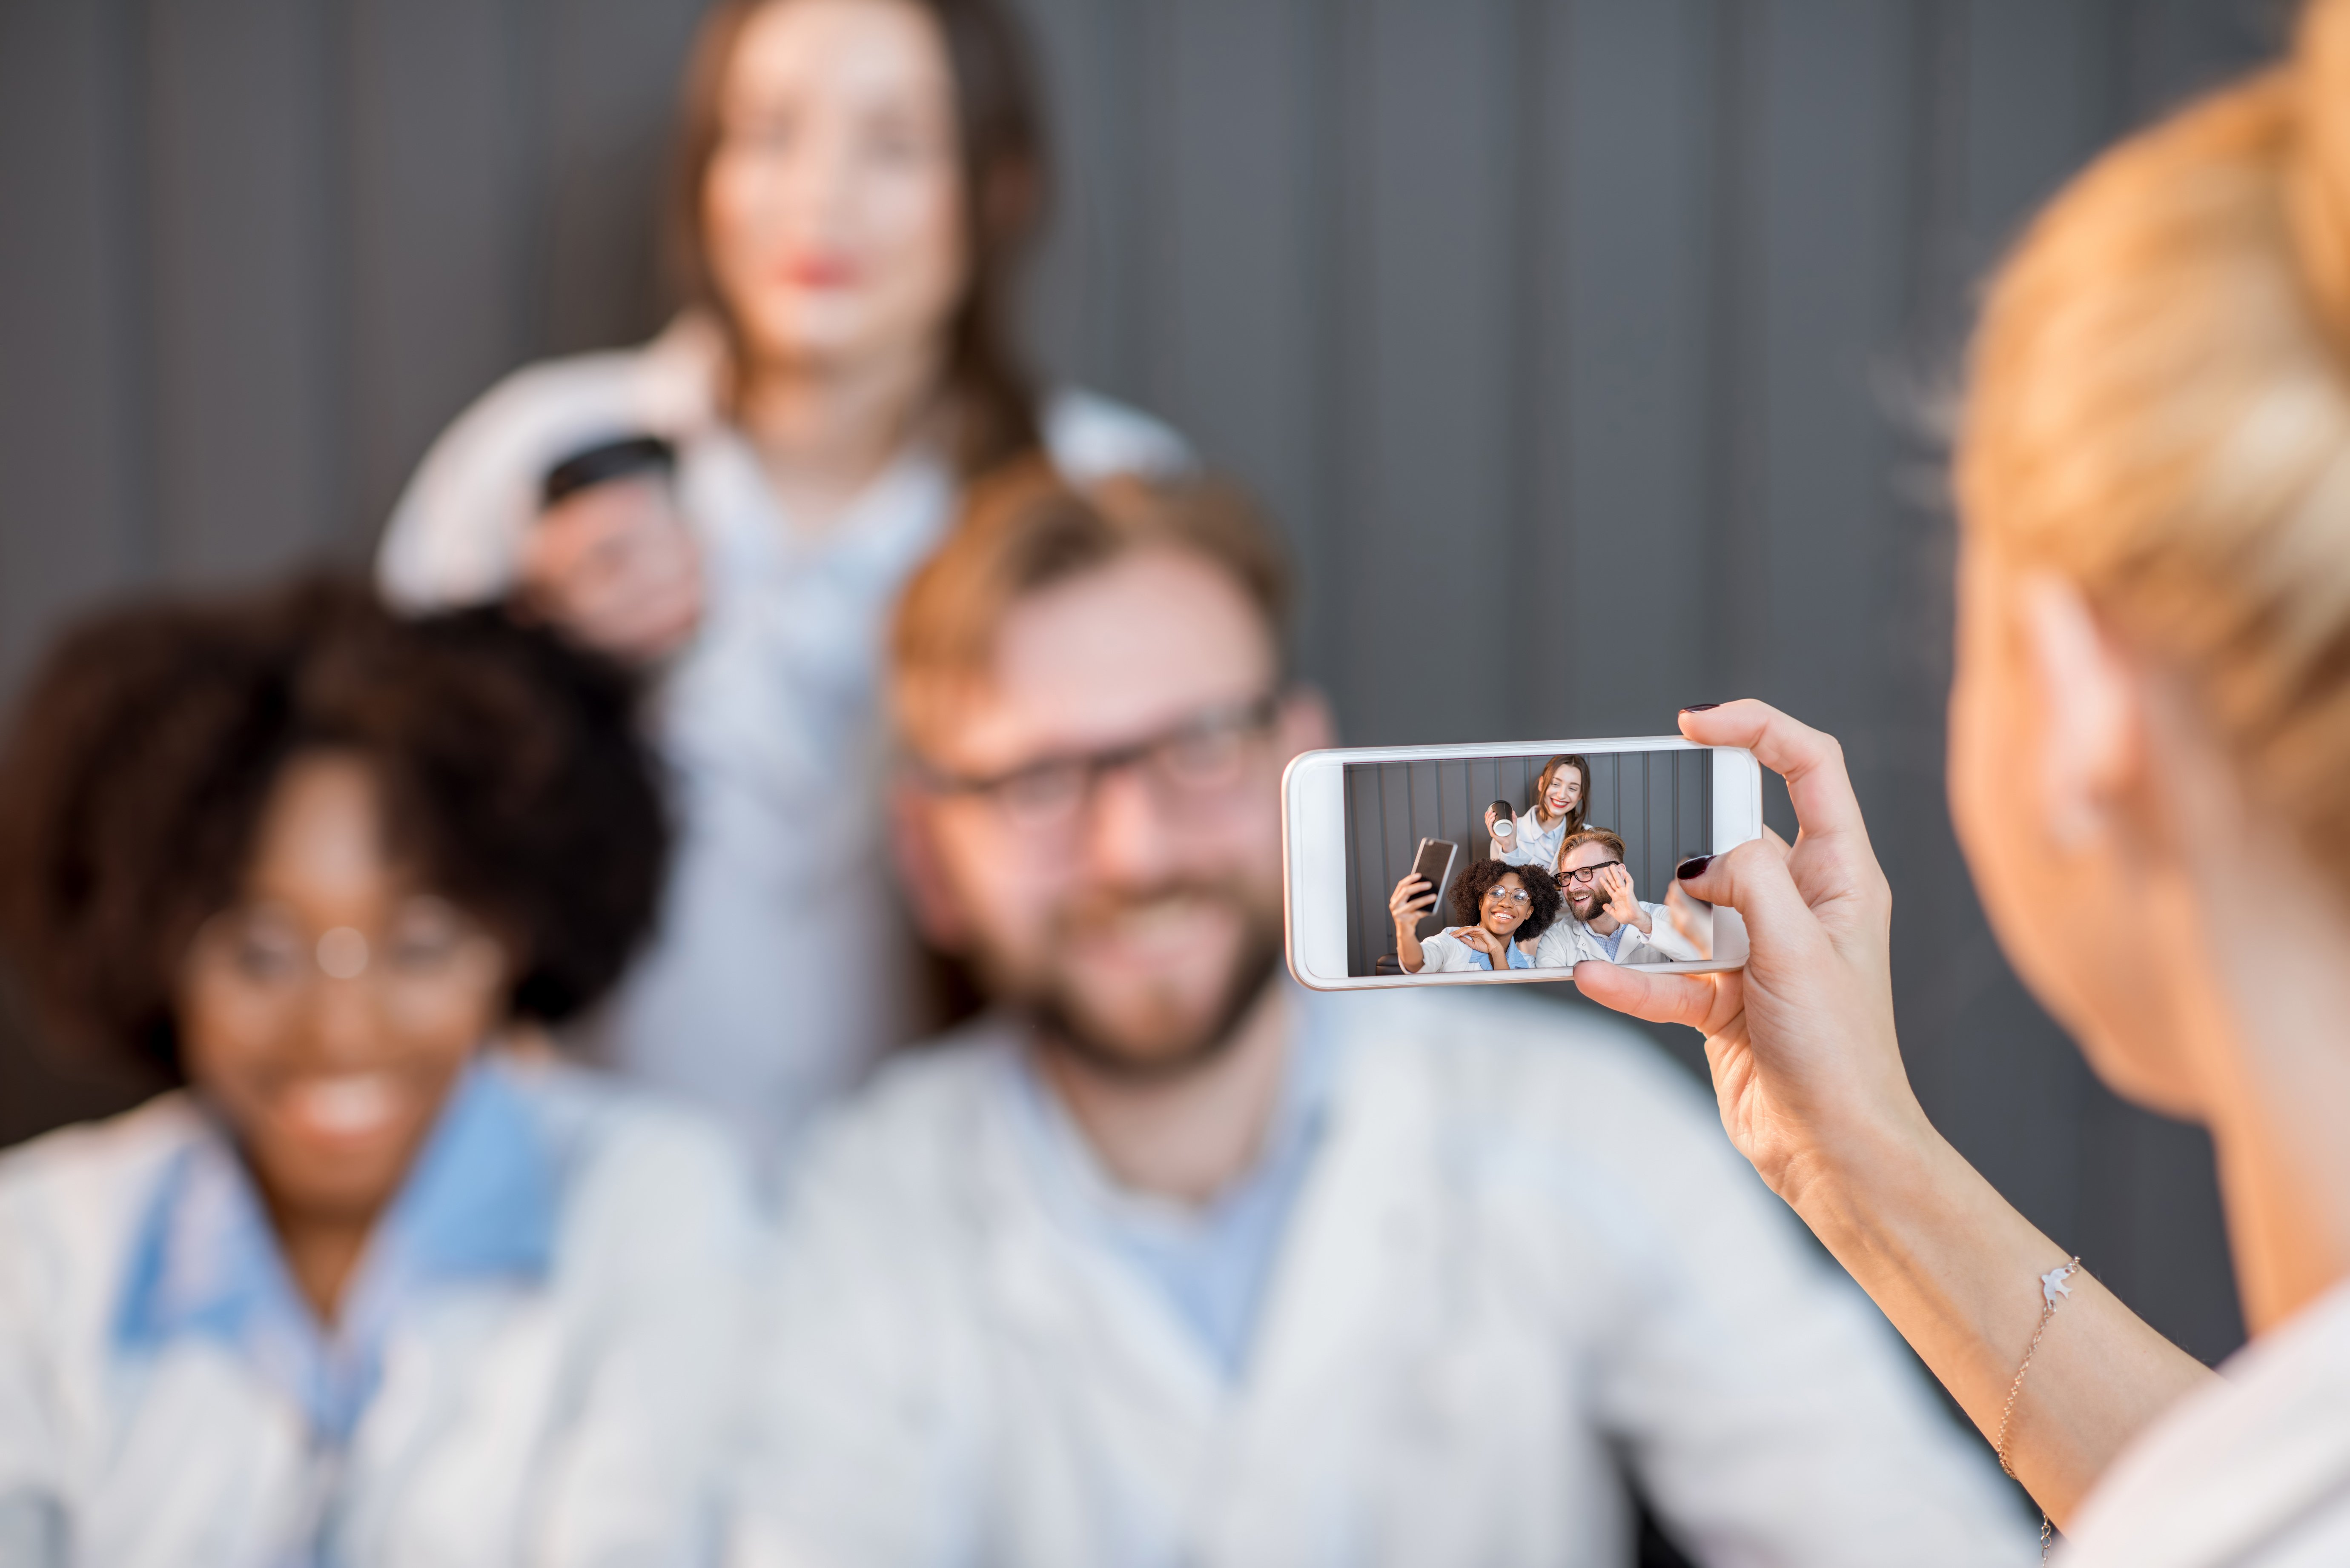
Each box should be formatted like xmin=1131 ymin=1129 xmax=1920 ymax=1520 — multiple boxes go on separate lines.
xmin=1772 ymin=1104 xmax=1958 ymax=1265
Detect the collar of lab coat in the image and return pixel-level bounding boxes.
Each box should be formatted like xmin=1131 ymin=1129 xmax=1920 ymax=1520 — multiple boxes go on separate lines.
xmin=969 ymin=991 xmax=1446 ymax=1418
xmin=112 ymin=1055 xmax=556 ymax=1438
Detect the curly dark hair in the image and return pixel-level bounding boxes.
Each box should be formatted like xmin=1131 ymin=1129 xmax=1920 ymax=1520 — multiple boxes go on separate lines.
xmin=1447 ymin=857 xmax=1561 ymax=943
xmin=0 ymin=576 xmax=670 ymax=1080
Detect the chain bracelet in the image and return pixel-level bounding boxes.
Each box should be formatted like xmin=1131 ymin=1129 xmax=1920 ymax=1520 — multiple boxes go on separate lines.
xmin=1995 ymin=1256 xmax=2083 ymax=1563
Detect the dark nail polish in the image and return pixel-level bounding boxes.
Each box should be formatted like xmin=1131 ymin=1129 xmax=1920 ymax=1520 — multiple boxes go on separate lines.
xmin=1676 ymin=854 xmax=1712 ymax=880
xmin=1679 ymin=702 xmax=1722 ymax=713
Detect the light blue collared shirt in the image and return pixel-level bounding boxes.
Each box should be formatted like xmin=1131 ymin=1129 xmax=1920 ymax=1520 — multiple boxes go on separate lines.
xmin=1006 ymin=995 xmax=1337 ymax=1379
xmin=113 ymin=1058 xmax=556 ymax=1444
xmin=1468 ymin=939 xmax=1536 ymax=971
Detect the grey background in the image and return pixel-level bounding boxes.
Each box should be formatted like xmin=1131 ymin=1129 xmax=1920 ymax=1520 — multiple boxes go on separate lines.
xmin=1344 ymin=749 xmax=1710 ymax=973
xmin=0 ymin=0 xmax=2291 ymax=1368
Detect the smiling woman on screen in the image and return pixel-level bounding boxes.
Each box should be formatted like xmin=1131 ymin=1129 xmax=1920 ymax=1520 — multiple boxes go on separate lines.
xmin=1579 ymin=3 xmax=2350 ymax=1562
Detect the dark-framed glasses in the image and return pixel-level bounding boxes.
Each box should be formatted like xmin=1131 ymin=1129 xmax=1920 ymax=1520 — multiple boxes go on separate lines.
xmin=1556 ymin=859 xmax=1624 ymax=887
xmin=914 ymin=692 xmax=1281 ymax=832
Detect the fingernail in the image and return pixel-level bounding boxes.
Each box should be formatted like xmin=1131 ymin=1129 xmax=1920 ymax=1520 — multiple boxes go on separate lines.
xmin=1679 ymin=703 xmax=1721 ymax=713
xmin=1676 ymin=854 xmax=1712 ymax=879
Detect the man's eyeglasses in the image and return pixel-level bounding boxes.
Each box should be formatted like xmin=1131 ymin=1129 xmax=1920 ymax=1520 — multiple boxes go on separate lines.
xmin=1556 ymin=859 xmax=1624 ymax=888
xmin=914 ymin=693 xmax=1281 ymax=832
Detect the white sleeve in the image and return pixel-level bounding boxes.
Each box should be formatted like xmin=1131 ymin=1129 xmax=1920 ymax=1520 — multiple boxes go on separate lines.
xmin=1418 ymin=931 xmax=1484 ymax=973
xmin=528 ymin=1112 xmax=761 ymax=1568
xmin=1539 ymin=1039 xmax=2038 ymax=1565
xmin=1634 ymin=900 xmax=1703 ymax=962
xmin=0 ymin=1177 xmax=65 ymax=1557
xmin=728 ymin=1127 xmax=982 ymax=1568
xmin=375 ymin=356 xmax=661 ymax=612
xmin=1041 ymin=388 xmax=1193 ymax=482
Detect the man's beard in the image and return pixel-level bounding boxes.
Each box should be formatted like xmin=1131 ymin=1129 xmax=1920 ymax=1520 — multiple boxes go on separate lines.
xmin=1567 ymin=889 xmax=1601 ymax=924
xmin=972 ymin=878 xmax=1286 ymax=1084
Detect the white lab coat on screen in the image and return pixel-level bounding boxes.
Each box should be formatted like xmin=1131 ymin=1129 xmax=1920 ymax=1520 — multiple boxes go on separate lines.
xmin=729 ymin=988 xmax=2036 ymax=1568
xmin=2055 ymin=1276 xmax=2350 ymax=1567
xmin=1532 ymin=902 xmax=1699 ymax=967
xmin=376 ymin=314 xmax=1189 ymax=1178
xmin=0 ymin=1060 xmax=755 ymax=1568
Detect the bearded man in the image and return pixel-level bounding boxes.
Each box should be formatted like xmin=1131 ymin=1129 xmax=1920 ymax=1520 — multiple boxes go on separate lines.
xmin=727 ymin=467 xmax=2032 ymax=1568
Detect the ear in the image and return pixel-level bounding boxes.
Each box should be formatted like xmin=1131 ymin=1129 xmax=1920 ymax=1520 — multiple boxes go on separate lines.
xmin=1275 ymin=683 xmax=1337 ymax=761
xmin=888 ymin=777 xmax=974 ymax=950
xmin=2018 ymin=572 xmax=2144 ymax=852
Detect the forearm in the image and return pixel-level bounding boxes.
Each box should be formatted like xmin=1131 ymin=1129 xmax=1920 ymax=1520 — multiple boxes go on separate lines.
xmin=1789 ymin=1127 xmax=2214 ymax=1524
xmin=1396 ymin=925 xmax=1426 ymax=972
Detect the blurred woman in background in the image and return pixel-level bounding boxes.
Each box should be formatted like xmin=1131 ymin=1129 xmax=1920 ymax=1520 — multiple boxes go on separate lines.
xmin=1584 ymin=3 xmax=2350 ymax=1559
xmin=376 ymin=0 xmax=1188 ymax=1180
xmin=0 ymin=581 xmax=751 ymax=1565
xmin=1487 ymin=753 xmax=1589 ymax=867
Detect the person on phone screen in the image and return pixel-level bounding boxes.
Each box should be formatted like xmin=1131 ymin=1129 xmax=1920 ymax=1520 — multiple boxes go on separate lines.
xmin=1533 ymin=828 xmax=1701 ymax=968
xmin=1486 ymin=753 xmax=1589 ymax=867
xmin=0 ymin=580 xmax=752 ymax=1562
xmin=1390 ymin=858 xmax=1561 ymax=973
xmin=725 ymin=464 xmax=2033 ymax=1567
xmin=374 ymin=0 xmax=1191 ymax=1182
xmin=1575 ymin=8 xmax=2350 ymax=1561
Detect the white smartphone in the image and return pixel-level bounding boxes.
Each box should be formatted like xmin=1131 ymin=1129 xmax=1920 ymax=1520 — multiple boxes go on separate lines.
xmin=1282 ymin=735 xmax=1761 ymax=989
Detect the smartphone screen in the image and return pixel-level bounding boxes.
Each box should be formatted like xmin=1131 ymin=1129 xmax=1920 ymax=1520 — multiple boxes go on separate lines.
xmin=1282 ymin=736 xmax=1758 ymax=987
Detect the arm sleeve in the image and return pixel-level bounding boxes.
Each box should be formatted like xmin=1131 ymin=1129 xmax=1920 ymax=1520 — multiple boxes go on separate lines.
xmin=728 ymin=1133 xmax=980 ymax=1568
xmin=0 ymin=1183 xmax=66 ymax=1555
xmin=530 ymin=1115 xmax=762 ymax=1568
xmin=1537 ymin=1039 xmax=2039 ymax=1567
xmin=375 ymin=359 xmax=655 ymax=612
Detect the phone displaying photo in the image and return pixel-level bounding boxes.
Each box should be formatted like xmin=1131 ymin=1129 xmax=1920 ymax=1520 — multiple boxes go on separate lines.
xmin=1281 ymin=735 xmax=1760 ymax=988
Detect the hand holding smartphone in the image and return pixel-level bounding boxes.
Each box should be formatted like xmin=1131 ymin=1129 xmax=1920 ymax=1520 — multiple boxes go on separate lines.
xmin=1283 ymin=735 xmax=1759 ymax=987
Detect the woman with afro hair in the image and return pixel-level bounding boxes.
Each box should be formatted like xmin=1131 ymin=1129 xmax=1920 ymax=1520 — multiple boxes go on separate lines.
xmin=0 ymin=578 xmax=752 ymax=1564
xmin=1388 ymin=855 xmax=1563 ymax=975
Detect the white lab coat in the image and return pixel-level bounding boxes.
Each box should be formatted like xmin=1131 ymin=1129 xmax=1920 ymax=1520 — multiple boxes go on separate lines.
xmin=2055 ymin=1276 xmax=2350 ymax=1566
xmin=0 ymin=1059 xmax=755 ymax=1568
xmin=1493 ymin=809 xmax=1575 ymax=870
xmin=376 ymin=314 xmax=1189 ymax=1177
xmin=730 ymin=988 xmax=2035 ymax=1568
xmin=1410 ymin=926 xmax=1535 ymax=972
xmin=1530 ymin=903 xmax=1699 ymax=967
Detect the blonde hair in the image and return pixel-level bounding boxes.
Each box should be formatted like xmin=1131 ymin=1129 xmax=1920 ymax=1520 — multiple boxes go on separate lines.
xmin=889 ymin=460 xmax=1290 ymax=730
xmin=1958 ymin=0 xmax=2350 ymax=877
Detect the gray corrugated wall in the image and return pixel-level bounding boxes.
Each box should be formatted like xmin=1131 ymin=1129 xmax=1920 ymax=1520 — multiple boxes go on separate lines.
xmin=0 ymin=0 xmax=2284 ymax=1362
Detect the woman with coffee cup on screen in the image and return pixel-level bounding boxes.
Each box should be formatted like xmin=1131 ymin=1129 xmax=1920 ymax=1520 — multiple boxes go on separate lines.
xmin=377 ymin=0 xmax=1188 ymax=1180
xmin=1487 ymin=754 xmax=1589 ymax=868
xmin=1580 ymin=5 xmax=2350 ymax=1560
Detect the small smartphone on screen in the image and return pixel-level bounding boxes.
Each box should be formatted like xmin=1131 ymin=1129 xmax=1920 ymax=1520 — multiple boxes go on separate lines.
xmin=1282 ymin=734 xmax=1760 ymax=988
xmin=1403 ymin=836 xmax=1459 ymax=933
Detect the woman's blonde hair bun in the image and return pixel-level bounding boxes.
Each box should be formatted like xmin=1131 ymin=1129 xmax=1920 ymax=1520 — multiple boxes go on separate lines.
xmin=1959 ymin=0 xmax=2350 ymax=885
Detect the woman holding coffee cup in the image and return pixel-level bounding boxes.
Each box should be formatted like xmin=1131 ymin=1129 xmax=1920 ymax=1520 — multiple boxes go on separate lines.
xmin=377 ymin=0 xmax=1189 ymax=1181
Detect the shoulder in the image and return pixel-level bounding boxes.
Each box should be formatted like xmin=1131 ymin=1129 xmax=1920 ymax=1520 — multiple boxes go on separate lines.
xmin=0 ymin=1096 xmax=204 ymax=1310
xmin=1040 ymin=386 xmax=1194 ymax=482
xmin=2065 ymin=1282 xmax=2350 ymax=1567
xmin=501 ymin=1059 xmax=757 ymax=1268
xmin=786 ymin=1024 xmax=1014 ymax=1209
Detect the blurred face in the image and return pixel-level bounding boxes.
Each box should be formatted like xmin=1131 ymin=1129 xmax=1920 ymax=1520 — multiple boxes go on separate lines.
xmin=177 ymin=754 xmax=512 ymax=1225
xmin=1477 ymin=872 xmax=1533 ymax=938
xmin=702 ymin=0 xmax=967 ymax=372
xmin=903 ymin=551 xmax=1324 ymax=1078
xmin=1542 ymin=765 xmax=1582 ymax=820
xmin=1948 ymin=538 xmax=2201 ymax=1115
xmin=1557 ymin=839 xmax=1622 ymax=923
